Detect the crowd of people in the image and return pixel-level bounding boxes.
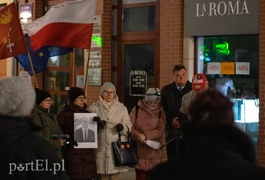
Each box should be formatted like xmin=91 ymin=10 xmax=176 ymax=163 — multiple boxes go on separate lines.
xmin=1 ymin=64 xmax=265 ymax=180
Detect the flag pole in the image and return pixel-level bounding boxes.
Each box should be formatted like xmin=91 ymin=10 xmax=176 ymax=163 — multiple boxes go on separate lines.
xmin=26 ymin=51 xmax=38 ymax=88
xmin=84 ymin=49 xmax=90 ymax=94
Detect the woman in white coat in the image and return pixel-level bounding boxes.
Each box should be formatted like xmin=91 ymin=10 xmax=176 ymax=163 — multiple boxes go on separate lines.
xmin=89 ymin=82 xmax=132 ymax=180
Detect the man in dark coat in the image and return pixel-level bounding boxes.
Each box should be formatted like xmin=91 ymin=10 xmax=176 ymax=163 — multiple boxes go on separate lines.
xmin=161 ymin=64 xmax=192 ymax=160
xmin=0 ymin=77 xmax=69 ymax=180
xmin=151 ymin=89 xmax=265 ymax=180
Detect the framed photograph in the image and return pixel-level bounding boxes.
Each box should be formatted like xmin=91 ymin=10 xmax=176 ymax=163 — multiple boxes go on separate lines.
xmin=74 ymin=113 xmax=98 ymax=148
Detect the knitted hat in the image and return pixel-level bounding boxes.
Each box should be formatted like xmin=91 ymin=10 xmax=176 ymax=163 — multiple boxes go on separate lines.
xmin=145 ymin=88 xmax=161 ymax=103
xmin=100 ymin=82 xmax=116 ymax=96
xmin=35 ymin=88 xmax=51 ymax=105
xmin=192 ymin=74 xmax=207 ymax=90
xmin=0 ymin=77 xmax=35 ymax=117
xmin=68 ymin=87 xmax=85 ymax=103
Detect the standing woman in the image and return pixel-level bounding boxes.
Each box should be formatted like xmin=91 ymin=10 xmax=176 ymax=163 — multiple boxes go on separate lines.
xmin=32 ymin=88 xmax=65 ymax=159
xmin=57 ymin=87 xmax=102 ymax=180
xmin=130 ymin=88 xmax=166 ymax=180
xmin=89 ymin=82 xmax=132 ymax=180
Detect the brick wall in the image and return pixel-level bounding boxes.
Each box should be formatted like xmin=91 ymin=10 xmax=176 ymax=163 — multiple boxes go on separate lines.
xmin=86 ymin=0 xmax=112 ymax=105
xmin=159 ymin=0 xmax=184 ymax=88
xmin=258 ymin=0 xmax=265 ymax=167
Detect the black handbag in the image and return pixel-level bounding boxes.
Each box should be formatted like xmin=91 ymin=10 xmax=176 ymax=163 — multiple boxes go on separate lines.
xmin=112 ymin=126 xmax=138 ymax=166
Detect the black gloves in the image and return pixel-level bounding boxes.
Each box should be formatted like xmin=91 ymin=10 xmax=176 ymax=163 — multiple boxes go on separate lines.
xmin=115 ymin=123 xmax=124 ymax=132
xmin=98 ymin=120 xmax=106 ymax=129
xmin=93 ymin=116 xmax=101 ymax=123
xmin=93 ymin=116 xmax=106 ymax=129
xmin=93 ymin=117 xmax=123 ymax=132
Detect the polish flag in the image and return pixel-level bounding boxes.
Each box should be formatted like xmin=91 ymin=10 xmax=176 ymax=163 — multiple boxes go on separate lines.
xmin=25 ymin=0 xmax=96 ymax=51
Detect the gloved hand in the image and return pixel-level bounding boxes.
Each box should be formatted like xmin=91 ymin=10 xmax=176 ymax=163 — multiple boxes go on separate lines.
xmin=98 ymin=120 xmax=106 ymax=129
xmin=115 ymin=123 xmax=124 ymax=132
xmin=93 ymin=116 xmax=106 ymax=129
xmin=93 ymin=116 xmax=101 ymax=123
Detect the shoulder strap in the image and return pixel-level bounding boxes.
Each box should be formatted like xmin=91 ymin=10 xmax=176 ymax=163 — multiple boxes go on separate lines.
xmin=135 ymin=104 xmax=139 ymax=120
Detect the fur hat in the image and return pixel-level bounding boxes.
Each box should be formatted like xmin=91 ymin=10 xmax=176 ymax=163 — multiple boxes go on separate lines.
xmin=100 ymin=82 xmax=116 ymax=96
xmin=68 ymin=87 xmax=85 ymax=103
xmin=0 ymin=77 xmax=35 ymax=117
xmin=145 ymin=88 xmax=161 ymax=103
xmin=35 ymin=88 xmax=51 ymax=105
xmin=192 ymin=74 xmax=207 ymax=90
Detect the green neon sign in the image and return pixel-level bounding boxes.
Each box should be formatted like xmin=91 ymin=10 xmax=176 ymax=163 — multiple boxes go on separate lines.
xmin=215 ymin=42 xmax=230 ymax=55
xmin=92 ymin=36 xmax=102 ymax=47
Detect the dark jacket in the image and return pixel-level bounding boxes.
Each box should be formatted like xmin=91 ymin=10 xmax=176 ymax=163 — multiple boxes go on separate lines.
xmin=161 ymin=81 xmax=192 ymax=131
xmin=151 ymin=123 xmax=265 ymax=180
xmin=32 ymin=105 xmax=63 ymax=159
xmin=0 ymin=115 xmax=70 ymax=180
xmin=57 ymin=103 xmax=97 ymax=180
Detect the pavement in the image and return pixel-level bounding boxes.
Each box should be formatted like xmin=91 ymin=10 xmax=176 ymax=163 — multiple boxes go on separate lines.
xmin=119 ymin=167 xmax=136 ymax=180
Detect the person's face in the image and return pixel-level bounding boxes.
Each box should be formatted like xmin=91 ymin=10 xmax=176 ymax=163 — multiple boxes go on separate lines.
xmin=102 ymin=88 xmax=115 ymax=102
xmin=173 ymin=68 xmax=188 ymax=86
xmin=40 ymin=97 xmax=53 ymax=109
xmin=81 ymin=120 xmax=88 ymax=128
xmin=148 ymin=101 xmax=159 ymax=108
xmin=74 ymin=95 xmax=86 ymax=107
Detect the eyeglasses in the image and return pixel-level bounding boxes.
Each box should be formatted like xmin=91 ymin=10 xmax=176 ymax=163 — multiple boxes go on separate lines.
xmin=104 ymin=91 xmax=115 ymax=95
xmin=43 ymin=99 xmax=53 ymax=103
xmin=76 ymin=96 xmax=86 ymax=100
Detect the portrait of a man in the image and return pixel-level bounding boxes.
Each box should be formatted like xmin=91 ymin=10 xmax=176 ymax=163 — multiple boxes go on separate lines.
xmin=75 ymin=117 xmax=95 ymax=142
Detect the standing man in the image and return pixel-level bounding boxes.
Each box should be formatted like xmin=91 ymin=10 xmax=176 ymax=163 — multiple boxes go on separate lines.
xmin=161 ymin=64 xmax=192 ymax=160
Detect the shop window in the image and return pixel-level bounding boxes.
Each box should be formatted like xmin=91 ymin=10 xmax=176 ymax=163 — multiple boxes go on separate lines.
xmin=123 ymin=6 xmax=155 ymax=32
xmin=46 ymin=71 xmax=70 ymax=91
xmin=75 ymin=48 xmax=84 ymax=66
xmin=47 ymin=54 xmax=70 ymax=67
xmin=196 ymin=35 xmax=259 ymax=149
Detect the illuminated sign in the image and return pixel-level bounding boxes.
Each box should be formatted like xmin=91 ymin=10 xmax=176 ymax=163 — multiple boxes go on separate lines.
xmin=215 ymin=42 xmax=230 ymax=55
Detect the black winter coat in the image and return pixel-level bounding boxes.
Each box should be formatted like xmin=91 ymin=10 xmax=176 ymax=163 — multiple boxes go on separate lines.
xmin=0 ymin=115 xmax=70 ymax=180
xmin=57 ymin=103 xmax=97 ymax=180
xmin=151 ymin=123 xmax=265 ymax=180
xmin=161 ymin=81 xmax=192 ymax=130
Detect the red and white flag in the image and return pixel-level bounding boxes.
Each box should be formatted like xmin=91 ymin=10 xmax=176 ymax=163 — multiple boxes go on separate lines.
xmin=0 ymin=3 xmax=27 ymax=59
xmin=25 ymin=0 xmax=96 ymax=51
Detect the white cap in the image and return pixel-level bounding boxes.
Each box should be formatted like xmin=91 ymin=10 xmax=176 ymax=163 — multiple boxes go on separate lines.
xmin=145 ymin=88 xmax=161 ymax=103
